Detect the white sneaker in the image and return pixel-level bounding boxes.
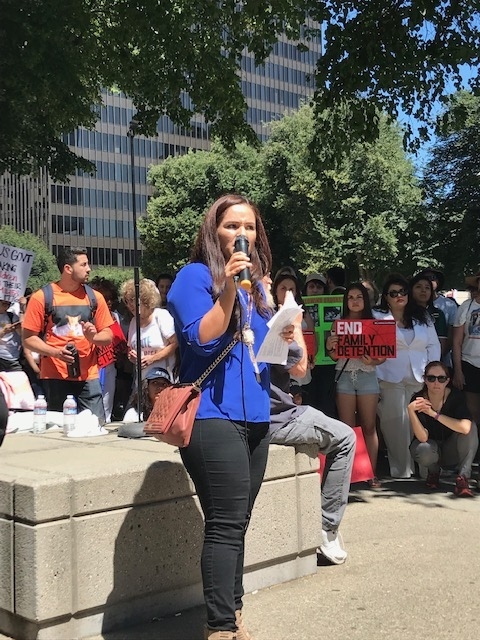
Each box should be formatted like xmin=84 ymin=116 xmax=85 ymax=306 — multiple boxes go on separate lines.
xmin=319 ymin=529 xmax=347 ymax=565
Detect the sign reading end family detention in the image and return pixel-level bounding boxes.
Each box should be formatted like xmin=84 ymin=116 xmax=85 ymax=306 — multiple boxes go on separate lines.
xmin=334 ymin=319 xmax=397 ymax=359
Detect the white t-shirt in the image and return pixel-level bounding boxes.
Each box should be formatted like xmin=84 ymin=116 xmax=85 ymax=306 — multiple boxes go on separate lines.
xmin=128 ymin=308 xmax=176 ymax=379
xmin=454 ymin=298 xmax=480 ymax=367
xmin=0 ymin=311 xmax=22 ymax=362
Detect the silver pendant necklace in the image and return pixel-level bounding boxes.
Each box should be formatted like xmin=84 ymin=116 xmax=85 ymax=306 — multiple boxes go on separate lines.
xmin=241 ymin=293 xmax=260 ymax=381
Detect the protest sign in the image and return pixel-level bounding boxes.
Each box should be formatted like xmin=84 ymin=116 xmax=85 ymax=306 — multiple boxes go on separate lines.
xmin=334 ymin=319 xmax=396 ymax=358
xmin=0 ymin=243 xmax=35 ymax=302
xmin=303 ymin=295 xmax=344 ymax=365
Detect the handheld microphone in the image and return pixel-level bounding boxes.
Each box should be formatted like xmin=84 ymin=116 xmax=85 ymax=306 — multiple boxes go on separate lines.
xmin=234 ymin=235 xmax=252 ymax=292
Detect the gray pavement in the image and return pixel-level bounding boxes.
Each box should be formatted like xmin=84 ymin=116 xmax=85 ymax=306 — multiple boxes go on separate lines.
xmin=2 ymin=477 xmax=480 ymax=640
xmin=94 ymin=477 xmax=480 ymax=640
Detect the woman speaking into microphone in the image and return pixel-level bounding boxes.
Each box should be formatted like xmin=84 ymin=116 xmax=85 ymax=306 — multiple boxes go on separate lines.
xmin=167 ymin=194 xmax=273 ymax=640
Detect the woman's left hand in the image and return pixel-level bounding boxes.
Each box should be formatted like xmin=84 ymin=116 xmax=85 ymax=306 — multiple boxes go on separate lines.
xmin=412 ymin=396 xmax=432 ymax=415
xmin=280 ymin=324 xmax=295 ymax=343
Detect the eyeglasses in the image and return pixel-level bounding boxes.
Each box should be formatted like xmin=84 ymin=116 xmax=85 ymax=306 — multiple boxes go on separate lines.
xmin=387 ymin=288 xmax=408 ymax=298
xmin=425 ymin=375 xmax=448 ymax=383
xmin=124 ymin=296 xmax=135 ymax=304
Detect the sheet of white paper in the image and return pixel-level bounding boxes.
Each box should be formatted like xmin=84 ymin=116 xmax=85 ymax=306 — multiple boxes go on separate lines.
xmin=256 ymin=291 xmax=303 ymax=364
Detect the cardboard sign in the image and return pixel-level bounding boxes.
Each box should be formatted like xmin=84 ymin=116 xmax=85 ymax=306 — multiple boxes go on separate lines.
xmin=0 ymin=243 xmax=35 ymax=302
xmin=303 ymin=295 xmax=344 ymax=365
xmin=334 ymin=319 xmax=396 ymax=358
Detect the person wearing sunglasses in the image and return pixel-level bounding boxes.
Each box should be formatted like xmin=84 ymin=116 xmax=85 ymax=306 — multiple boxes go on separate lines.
xmin=373 ymin=274 xmax=440 ymax=478
xmin=408 ymin=361 xmax=477 ymax=496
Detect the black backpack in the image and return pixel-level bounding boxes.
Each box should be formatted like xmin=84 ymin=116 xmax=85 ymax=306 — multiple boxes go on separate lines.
xmin=41 ymin=283 xmax=98 ymax=337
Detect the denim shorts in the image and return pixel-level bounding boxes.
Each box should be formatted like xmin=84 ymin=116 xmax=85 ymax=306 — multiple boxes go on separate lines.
xmin=336 ymin=369 xmax=380 ymax=396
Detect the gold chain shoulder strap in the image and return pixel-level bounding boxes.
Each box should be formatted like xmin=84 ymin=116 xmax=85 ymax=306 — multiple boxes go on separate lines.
xmin=193 ymin=340 xmax=238 ymax=388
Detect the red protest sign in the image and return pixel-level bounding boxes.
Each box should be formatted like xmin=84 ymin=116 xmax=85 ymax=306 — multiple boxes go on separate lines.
xmin=334 ymin=319 xmax=396 ymax=359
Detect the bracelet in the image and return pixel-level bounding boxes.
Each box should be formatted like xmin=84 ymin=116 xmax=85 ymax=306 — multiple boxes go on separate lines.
xmin=326 ymin=347 xmax=334 ymax=353
xmin=434 ymin=411 xmax=441 ymax=420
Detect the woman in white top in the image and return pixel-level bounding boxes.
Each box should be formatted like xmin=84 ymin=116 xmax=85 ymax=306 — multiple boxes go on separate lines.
xmin=121 ymin=278 xmax=178 ymax=381
xmin=373 ymin=274 xmax=440 ymax=478
xmin=452 ymin=272 xmax=480 ymax=427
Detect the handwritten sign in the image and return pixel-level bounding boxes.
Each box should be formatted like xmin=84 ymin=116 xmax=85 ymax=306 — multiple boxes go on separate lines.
xmin=0 ymin=243 xmax=35 ymax=302
xmin=335 ymin=319 xmax=396 ymax=358
xmin=303 ymin=295 xmax=344 ymax=365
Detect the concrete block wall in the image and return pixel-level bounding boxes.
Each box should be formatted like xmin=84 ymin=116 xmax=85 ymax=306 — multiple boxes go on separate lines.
xmin=0 ymin=432 xmax=320 ymax=640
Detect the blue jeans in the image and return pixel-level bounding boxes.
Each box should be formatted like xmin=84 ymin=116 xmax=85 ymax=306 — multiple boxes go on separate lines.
xmin=41 ymin=378 xmax=105 ymax=422
xmin=270 ymin=406 xmax=355 ymax=531
xmin=180 ymin=418 xmax=270 ymax=632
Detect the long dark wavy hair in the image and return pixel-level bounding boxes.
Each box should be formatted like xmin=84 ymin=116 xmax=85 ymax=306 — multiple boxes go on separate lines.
xmin=190 ymin=194 xmax=272 ymax=330
xmin=341 ymin=282 xmax=373 ymax=319
xmin=375 ymin=273 xmax=429 ymax=328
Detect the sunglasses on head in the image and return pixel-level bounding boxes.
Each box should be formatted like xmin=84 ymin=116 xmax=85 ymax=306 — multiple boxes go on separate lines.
xmin=387 ymin=288 xmax=408 ymax=298
xmin=425 ymin=375 xmax=448 ymax=383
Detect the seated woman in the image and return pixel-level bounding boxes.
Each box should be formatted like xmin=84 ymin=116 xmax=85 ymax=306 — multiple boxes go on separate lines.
xmin=408 ymin=360 xmax=477 ymax=497
xmin=123 ymin=367 xmax=172 ymax=422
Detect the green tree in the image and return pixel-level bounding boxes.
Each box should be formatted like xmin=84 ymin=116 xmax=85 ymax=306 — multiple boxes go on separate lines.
xmin=139 ymin=142 xmax=263 ymax=277
xmin=260 ymin=106 xmax=424 ymax=280
xmin=89 ymin=266 xmax=138 ymax=293
xmin=1 ymin=1 xmax=478 ymax=179
xmin=422 ymin=91 xmax=480 ymax=286
xmin=0 ymin=0 xmax=320 ymax=179
xmin=0 ymin=226 xmax=58 ymax=291
xmin=142 ymin=105 xmax=424 ymax=283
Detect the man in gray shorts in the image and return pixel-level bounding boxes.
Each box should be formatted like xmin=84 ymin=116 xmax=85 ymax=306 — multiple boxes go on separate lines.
xmin=269 ymin=336 xmax=355 ymax=564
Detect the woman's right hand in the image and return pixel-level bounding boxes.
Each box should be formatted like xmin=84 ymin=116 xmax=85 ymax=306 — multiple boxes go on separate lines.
xmin=325 ymin=334 xmax=338 ymax=353
xmin=225 ymin=251 xmax=252 ymax=282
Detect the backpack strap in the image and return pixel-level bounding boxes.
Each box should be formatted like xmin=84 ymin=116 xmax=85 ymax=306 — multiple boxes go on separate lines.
xmin=40 ymin=283 xmax=98 ymax=339
xmin=41 ymin=284 xmax=54 ymax=339
xmin=84 ymin=284 xmax=98 ymax=323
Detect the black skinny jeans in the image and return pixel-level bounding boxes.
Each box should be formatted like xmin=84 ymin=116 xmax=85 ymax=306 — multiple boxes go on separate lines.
xmin=180 ymin=418 xmax=270 ymax=632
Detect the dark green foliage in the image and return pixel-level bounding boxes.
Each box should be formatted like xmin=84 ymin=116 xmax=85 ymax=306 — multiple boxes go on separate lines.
xmin=422 ymin=91 xmax=480 ymax=286
xmin=1 ymin=1 xmax=478 ymax=179
xmin=141 ymin=106 xmax=424 ymax=283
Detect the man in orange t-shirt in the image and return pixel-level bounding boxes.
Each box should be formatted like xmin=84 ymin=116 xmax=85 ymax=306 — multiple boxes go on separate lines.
xmin=23 ymin=248 xmax=114 ymax=420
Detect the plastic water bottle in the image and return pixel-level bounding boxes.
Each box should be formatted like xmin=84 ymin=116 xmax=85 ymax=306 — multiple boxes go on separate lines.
xmin=63 ymin=395 xmax=77 ymax=436
xmin=32 ymin=395 xmax=47 ymax=434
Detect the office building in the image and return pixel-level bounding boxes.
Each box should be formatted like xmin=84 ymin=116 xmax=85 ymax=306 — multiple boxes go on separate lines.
xmin=0 ymin=35 xmax=321 ymax=266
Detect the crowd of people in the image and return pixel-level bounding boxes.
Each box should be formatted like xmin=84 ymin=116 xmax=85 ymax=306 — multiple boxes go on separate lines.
xmin=1 ymin=196 xmax=479 ymax=639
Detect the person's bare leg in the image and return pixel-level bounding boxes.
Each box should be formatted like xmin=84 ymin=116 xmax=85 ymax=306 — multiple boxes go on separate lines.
xmin=336 ymin=393 xmax=356 ymax=429
xmin=357 ymin=394 xmax=380 ymax=472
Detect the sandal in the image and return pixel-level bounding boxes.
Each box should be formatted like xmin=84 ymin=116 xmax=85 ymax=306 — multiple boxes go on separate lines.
xmin=368 ymin=477 xmax=382 ymax=489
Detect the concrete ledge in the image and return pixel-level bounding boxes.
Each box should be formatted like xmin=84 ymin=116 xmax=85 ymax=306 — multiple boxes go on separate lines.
xmin=0 ymin=431 xmax=320 ymax=640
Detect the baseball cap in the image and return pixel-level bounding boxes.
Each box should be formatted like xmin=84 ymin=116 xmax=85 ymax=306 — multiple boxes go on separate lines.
xmin=145 ymin=367 xmax=171 ymax=382
xmin=305 ymin=273 xmax=327 ymax=286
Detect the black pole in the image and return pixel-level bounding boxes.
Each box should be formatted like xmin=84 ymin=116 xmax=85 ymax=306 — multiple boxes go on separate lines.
xmin=128 ymin=116 xmax=143 ymax=423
